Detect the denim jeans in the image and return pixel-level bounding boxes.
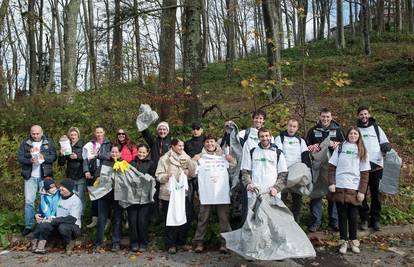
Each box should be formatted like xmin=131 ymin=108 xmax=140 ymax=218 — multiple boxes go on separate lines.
xmin=24 ymin=176 xmax=44 ymax=229
xmin=310 ymin=197 xmax=338 ymax=227
xmin=73 ymin=179 xmax=86 ymax=213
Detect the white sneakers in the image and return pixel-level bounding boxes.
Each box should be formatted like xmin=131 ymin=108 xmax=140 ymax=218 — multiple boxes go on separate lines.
xmin=339 ymin=239 xmax=360 ymax=254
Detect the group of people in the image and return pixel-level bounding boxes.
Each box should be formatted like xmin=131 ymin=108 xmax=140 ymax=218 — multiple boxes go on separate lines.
xmin=17 ymin=105 xmax=391 ymax=256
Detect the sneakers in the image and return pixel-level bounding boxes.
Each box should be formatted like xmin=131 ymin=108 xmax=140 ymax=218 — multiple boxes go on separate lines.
xmin=349 ymin=240 xmax=360 ymax=253
xmin=138 ymin=245 xmax=147 ymax=253
xmin=359 ymin=221 xmax=368 ymax=231
xmin=338 ymin=239 xmax=348 ymax=254
xmin=31 ymin=239 xmax=38 ymax=252
xmin=308 ymin=225 xmax=320 ymax=233
xmin=168 ymin=247 xmax=177 ymax=254
xmin=87 ymin=216 xmax=98 ymax=228
xmin=34 ymin=240 xmax=47 ymax=254
xmin=194 ymin=243 xmax=203 ymax=253
xmin=21 ymin=228 xmax=32 ymax=236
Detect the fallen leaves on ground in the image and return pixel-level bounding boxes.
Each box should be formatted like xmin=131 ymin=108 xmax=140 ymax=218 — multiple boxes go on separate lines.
xmin=37 ymin=256 xmax=49 ymax=263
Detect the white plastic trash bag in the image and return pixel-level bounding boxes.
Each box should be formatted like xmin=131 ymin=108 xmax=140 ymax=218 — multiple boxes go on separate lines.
xmin=379 ymin=149 xmax=402 ymax=195
xmin=136 ymin=104 xmax=159 ymax=132
xmin=221 ymin=191 xmax=316 ymax=261
xmin=286 ymin=162 xmax=313 ymax=195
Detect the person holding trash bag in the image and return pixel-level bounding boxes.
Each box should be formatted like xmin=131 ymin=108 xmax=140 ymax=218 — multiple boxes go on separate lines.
xmin=155 ymin=138 xmax=197 ymax=254
xmin=327 ymin=127 xmax=370 ymax=254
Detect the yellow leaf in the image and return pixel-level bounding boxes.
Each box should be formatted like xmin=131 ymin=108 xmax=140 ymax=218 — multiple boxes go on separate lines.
xmin=240 ymin=80 xmax=249 ymax=88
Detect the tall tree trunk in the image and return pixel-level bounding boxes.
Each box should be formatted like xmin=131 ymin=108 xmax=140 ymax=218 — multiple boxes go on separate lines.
xmin=201 ymin=0 xmax=209 ymax=67
xmin=133 ymin=0 xmax=144 ymax=86
xmin=336 ymin=0 xmax=345 ymax=48
xmin=318 ymin=0 xmax=328 ymax=39
xmin=225 ymin=0 xmax=236 ymax=80
xmin=46 ymin=5 xmax=56 ymax=93
xmin=112 ymin=0 xmax=123 ymax=82
xmin=396 ymin=0 xmax=403 ymax=32
xmin=0 ymin=0 xmax=10 ymax=105
xmin=158 ymin=0 xmax=177 ymax=120
xmin=312 ymin=0 xmax=317 ymax=40
xmin=376 ymin=0 xmax=385 ymax=33
xmin=297 ymin=0 xmax=308 ymax=45
xmin=283 ymin=0 xmax=291 ymax=47
xmin=183 ymin=0 xmax=202 ymax=123
xmin=61 ymin=0 xmax=81 ymax=92
xmin=349 ymin=0 xmax=354 ymax=35
xmin=28 ymin=0 xmax=38 ymax=95
xmin=81 ymin=0 xmax=98 ymax=91
xmin=361 ymin=0 xmax=371 ymax=55
xmin=37 ymin=0 xmax=45 ymax=90
xmin=408 ymin=0 xmax=414 ymax=33
xmin=262 ymin=0 xmax=282 ymax=98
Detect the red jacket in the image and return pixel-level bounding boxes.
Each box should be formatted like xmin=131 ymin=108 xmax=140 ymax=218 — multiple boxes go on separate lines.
xmin=120 ymin=145 xmax=137 ymax=163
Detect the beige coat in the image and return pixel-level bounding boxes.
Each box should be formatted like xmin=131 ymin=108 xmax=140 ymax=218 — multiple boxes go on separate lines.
xmin=155 ymin=149 xmax=197 ymax=201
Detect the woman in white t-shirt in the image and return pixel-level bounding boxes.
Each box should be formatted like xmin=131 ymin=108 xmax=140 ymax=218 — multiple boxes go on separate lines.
xmin=327 ymin=127 xmax=371 ymax=254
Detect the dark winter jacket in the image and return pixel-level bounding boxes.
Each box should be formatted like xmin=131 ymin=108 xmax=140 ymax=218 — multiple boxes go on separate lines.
xmin=184 ymin=135 xmax=204 ymax=158
xmin=58 ymin=140 xmax=85 ymax=180
xmin=306 ymin=120 xmax=345 ymax=147
xmin=82 ymin=139 xmax=112 ymax=175
xmin=142 ymin=129 xmax=171 ymax=175
xmin=130 ymin=156 xmax=154 ymax=175
xmin=327 ymin=164 xmax=369 ymax=206
xmin=17 ymin=135 xmax=57 ymax=180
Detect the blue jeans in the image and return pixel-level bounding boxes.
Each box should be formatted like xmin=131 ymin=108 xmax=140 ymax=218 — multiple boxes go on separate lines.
xmin=73 ymin=179 xmax=86 ymax=213
xmin=310 ymin=197 xmax=338 ymax=227
xmin=24 ymin=176 xmax=44 ymax=229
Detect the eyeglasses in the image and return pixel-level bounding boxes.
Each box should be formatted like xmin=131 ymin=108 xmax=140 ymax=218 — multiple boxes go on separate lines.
xmin=117 ymin=133 xmax=126 ymax=136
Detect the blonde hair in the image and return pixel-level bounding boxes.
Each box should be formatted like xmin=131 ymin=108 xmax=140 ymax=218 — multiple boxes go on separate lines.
xmin=67 ymin=127 xmax=80 ymax=138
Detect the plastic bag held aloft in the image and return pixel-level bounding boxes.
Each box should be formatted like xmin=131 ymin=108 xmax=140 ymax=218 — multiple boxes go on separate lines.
xmin=221 ymin=191 xmax=316 ymax=261
xmin=136 ymin=104 xmax=159 ymax=132
xmin=379 ymin=149 xmax=402 ymax=195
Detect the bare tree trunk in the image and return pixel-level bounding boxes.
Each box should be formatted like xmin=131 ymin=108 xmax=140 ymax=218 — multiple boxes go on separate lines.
xmin=283 ymin=0 xmax=291 ymax=47
xmin=225 ymin=0 xmax=236 ymax=80
xmin=0 ymin=0 xmax=10 ymax=105
xmin=46 ymin=5 xmax=56 ymax=93
xmin=408 ymin=0 xmax=414 ymax=33
xmin=133 ymin=0 xmax=144 ymax=86
xmin=376 ymin=0 xmax=385 ymax=33
xmin=361 ymin=0 xmax=371 ymax=55
xmin=112 ymin=0 xmax=123 ymax=82
xmin=61 ymin=0 xmax=81 ymax=92
xmin=6 ymin=8 xmax=18 ymax=99
xmin=158 ymin=0 xmax=177 ymax=120
xmin=312 ymin=0 xmax=317 ymax=40
xmin=262 ymin=0 xmax=282 ymax=98
xmin=327 ymin=0 xmax=332 ymax=38
xmin=37 ymin=0 xmax=45 ymax=90
xmin=396 ymin=0 xmax=403 ymax=32
xmin=349 ymin=0 xmax=354 ymax=35
xmin=201 ymin=0 xmax=209 ymax=67
xmin=318 ymin=0 xmax=328 ymax=39
xmin=183 ymin=0 xmax=202 ymax=123
xmin=336 ymin=0 xmax=345 ymax=48
xmin=297 ymin=0 xmax=308 ymax=45
xmin=28 ymin=0 xmax=38 ymax=95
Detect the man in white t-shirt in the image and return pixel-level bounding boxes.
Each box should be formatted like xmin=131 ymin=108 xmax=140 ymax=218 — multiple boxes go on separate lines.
xmin=18 ymin=125 xmax=57 ymax=236
xmin=356 ymin=106 xmax=391 ymax=231
xmin=241 ymin=127 xmax=288 ymax=198
xmin=275 ymin=119 xmax=311 ymax=222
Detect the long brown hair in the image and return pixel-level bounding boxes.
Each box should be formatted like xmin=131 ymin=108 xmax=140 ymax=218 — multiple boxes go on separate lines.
xmin=115 ymin=128 xmax=136 ymax=152
xmin=345 ymin=127 xmax=367 ymax=161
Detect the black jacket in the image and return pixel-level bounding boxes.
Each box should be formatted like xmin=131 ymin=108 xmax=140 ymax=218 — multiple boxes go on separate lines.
xmin=306 ymin=120 xmax=345 ymax=146
xmin=142 ymin=129 xmax=171 ymax=175
xmin=82 ymin=138 xmax=112 ymax=175
xmin=17 ymin=135 xmax=57 ymax=180
xmin=58 ymin=140 xmax=85 ymax=180
xmin=130 ymin=156 xmax=153 ymax=175
xmin=184 ymin=135 xmax=204 ymax=158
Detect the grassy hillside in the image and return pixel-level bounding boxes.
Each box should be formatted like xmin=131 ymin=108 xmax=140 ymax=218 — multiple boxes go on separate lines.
xmin=0 ymin=34 xmax=413 ymax=245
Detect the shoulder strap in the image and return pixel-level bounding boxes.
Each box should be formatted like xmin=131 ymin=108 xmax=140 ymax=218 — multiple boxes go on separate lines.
xmin=249 ymin=147 xmax=256 ymax=159
xmin=240 ymin=128 xmax=251 ymax=147
xmin=276 ymin=148 xmax=282 ymax=164
xmin=373 ymin=124 xmax=381 ymax=145
xmin=337 ymin=143 xmax=343 ymax=156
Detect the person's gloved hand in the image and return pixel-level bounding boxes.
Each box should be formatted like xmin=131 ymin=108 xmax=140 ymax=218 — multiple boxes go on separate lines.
xmin=328 ymin=184 xmax=336 ymax=192
xmin=357 ymin=192 xmax=365 ymax=202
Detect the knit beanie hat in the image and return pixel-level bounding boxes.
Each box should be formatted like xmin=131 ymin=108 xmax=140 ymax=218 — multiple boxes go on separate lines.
xmin=60 ymin=178 xmax=75 ymax=193
xmin=157 ymin=121 xmax=170 ymax=133
xmin=43 ymin=177 xmax=56 ymax=190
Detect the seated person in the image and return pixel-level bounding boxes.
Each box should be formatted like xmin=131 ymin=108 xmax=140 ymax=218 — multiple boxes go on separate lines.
xmin=32 ymin=179 xmax=82 ymax=255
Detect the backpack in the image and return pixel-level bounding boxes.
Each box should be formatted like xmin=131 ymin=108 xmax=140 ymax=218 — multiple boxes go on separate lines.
xmin=279 ymin=133 xmax=302 ymax=145
xmin=250 ymin=145 xmax=282 ymax=165
xmin=240 ymin=128 xmax=251 ymax=147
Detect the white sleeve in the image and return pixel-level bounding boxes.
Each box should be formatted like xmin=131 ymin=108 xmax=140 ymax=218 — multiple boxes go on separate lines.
xmin=241 ymin=144 xmax=252 ymax=171
xmin=277 ymin=152 xmax=288 ymax=173
xmin=300 ymin=138 xmax=309 ymax=153
xmin=328 ymin=147 xmax=339 ymax=166
xmin=378 ymin=126 xmax=389 ymax=144
xmin=274 ymin=136 xmax=283 ymax=150
xmin=238 ymin=130 xmax=246 ymax=142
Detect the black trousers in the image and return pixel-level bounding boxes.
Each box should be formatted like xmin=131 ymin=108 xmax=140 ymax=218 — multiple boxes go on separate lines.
xmin=336 ymin=202 xmax=358 ymax=240
xmin=33 ymin=222 xmax=81 ymax=244
xmin=95 ymin=195 xmax=122 ymax=246
xmin=359 ymin=169 xmax=382 ymax=223
xmin=160 ymin=199 xmax=192 ymax=248
xmin=281 ymin=191 xmax=303 ymax=223
xmin=127 ymin=203 xmax=151 ymax=247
